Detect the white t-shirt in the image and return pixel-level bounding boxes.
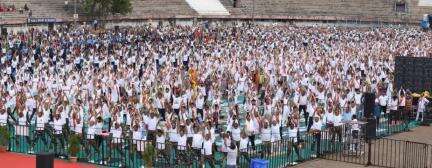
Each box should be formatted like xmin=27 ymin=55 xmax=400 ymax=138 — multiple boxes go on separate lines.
xmin=0 ymin=113 xmax=7 ymax=126
xmin=36 ymin=115 xmax=46 ymax=130
xmin=389 ymin=99 xmax=398 ymax=111
xmin=87 ymin=125 xmax=95 ymax=139
xmin=418 ymin=98 xmax=430 ymax=112
xmin=226 ymin=146 xmax=238 ymax=166
xmin=239 ymin=137 xmax=249 ymax=152
xmin=202 ymin=139 xmax=214 ymax=155
xmin=156 ymin=135 xmax=166 ymax=150
xmin=177 ymin=134 xmax=188 ymax=150
xmin=53 ymin=118 xmax=64 ymax=134
xmin=333 ymin=114 xmax=343 ymax=126
xmin=288 ymin=127 xmax=298 ymax=143
xmin=299 ymin=94 xmax=308 ymax=105
xmin=168 ymin=128 xmax=178 ymax=142
xmin=111 ymin=127 xmax=122 ymax=139
xmin=192 ymin=133 xmax=203 ymax=149
xmin=146 ymin=117 xmax=158 ymax=131
xmin=172 ymin=97 xmax=181 ymax=109
xmin=271 ymin=124 xmax=281 ymax=141
xmin=378 ymin=95 xmax=388 ymax=106
xmin=261 ymin=127 xmax=271 ymax=142
xmin=231 ymin=127 xmax=241 ymax=141
xmin=311 ymin=120 xmax=323 ymax=131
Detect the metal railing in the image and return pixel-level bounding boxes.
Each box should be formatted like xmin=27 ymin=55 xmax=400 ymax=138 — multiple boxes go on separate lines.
xmin=0 ymin=114 xmax=418 ymax=168
xmin=322 ymin=137 xmax=432 ymax=168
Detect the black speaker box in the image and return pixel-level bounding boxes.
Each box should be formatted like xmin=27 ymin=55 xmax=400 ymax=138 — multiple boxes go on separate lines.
xmin=36 ymin=152 xmax=54 ymax=168
xmin=366 ymin=117 xmax=377 ymax=140
xmin=364 ymin=92 xmax=376 ymax=118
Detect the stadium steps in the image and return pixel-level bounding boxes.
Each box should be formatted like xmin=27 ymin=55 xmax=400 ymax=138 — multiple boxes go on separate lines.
xmin=185 ymin=0 xmax=229 ymax=16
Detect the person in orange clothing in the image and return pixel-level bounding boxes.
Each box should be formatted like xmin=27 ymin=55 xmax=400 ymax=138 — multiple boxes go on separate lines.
xmin=188 ymin=67 xmax=198 ymax=89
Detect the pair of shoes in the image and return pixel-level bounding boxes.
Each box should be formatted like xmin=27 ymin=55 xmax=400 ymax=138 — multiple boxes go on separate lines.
xmin=311 ymin=154 xmax=317 ymax=158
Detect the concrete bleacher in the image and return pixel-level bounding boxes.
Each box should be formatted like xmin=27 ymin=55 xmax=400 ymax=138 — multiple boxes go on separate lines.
xmin=128 ymin=0 xmax=197 ymax=19
xmin=185 ymin=0 xmax=229 ymax=16
xmin=225 ymin=0 xmax=400 ymax=22
xmin=1 ymin=0 xmax=432 ymax=24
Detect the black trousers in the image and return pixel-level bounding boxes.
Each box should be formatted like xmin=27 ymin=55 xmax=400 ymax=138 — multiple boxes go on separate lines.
xmin=287 ymin=141 xmax=302 ymax=161
xmin=312 ymin=132 xmax=321 ymax=156
xmin=33 ymin=129 xmax=48 ymax=147
xmin=380 ymin=105 xmax=387 ymax=114
xmin=53 ymin=133 xmax=66 ymax=156
xmin=299 ymin=105 xmax=308 ymax=124
xmin=174 ymin=109 xmax=180 ymax=116
xmin=197 ymin=108 xmax=203 ymax=120
xmin=307 ymin=116 xmax=313 ymax=132
xmin=158 ymin=108 xmax=166 ymax=121
xmin=390 ymin=110 xmax=398 ymax=123
xmin=203 ymin=155 xmax=215 ymax=168
xmin=249 ymin=135 xmax=256 ymax=148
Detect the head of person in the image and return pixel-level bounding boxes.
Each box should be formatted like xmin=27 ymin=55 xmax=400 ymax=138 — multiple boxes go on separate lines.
xmin=157 ymin=129 xmax=163 ymax=136
xmin=314 ymin=116 xmax=320 ymax=123
xmin=205 ymin=133 xmax=211 ymax=141
xmin=229 ymin=141 xmax=236 ymax=150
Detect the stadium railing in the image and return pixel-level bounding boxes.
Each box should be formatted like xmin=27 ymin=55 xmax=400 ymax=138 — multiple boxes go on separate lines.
xmin=2 ymin=113 xmax=419 ymax=168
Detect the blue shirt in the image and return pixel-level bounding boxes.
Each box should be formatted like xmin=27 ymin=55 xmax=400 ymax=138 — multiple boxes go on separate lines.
xmin=342 ymin=112 xmax=353 ymax=122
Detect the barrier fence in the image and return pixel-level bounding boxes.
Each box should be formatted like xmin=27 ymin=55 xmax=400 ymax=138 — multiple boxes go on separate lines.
xmin=322 ymin=137 xmax=432 ymax=168
xmin=0 ymin=114 xmax=423 ymax=168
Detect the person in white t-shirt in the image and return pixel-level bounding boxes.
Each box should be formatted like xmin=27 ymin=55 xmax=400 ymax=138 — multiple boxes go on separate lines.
xmin=388 ymin=95 xmax=398 ymax=125
xmin=109 ymin=122 xmax=122 ymax=164
xmin=145 ymin=112 xmax=159 ymax=143
xmin=33 ymin=111 xmax=48 ymax=150
xmin=201 ymin=133 xmax=215 ymax=168
xmin=0 ymin=108 xmax=7 ymax=127
xmin=230 ymin=122 xmax=241 ymax=148
xmin=287 ymin=120 xmax=303 ymax=162
xmin=260 ymin=120 xmax=271 ymax=157
xmin=350 ymin=115 xmax=360 ymax=152
xmin=330 ymin=109 xmax=343 ymax=143
xmin=416 ymin=95 xmax=430 ymax=122
xmin=10 ymin=110 xmax=29 ymax=150
xmin=310 ymin=116 xmax=323 ymax=157
xmin=377 ymin=93 xmax=388 ymax=114
xmin=225 ymin=141 xmax=238 ymax=168
xmin=191 ymin=126 xmax=203 ymax=160
xmin=53 ymin=113 xmax=66 ymax=157
xmin=155 ymin=129 xmax=168 ymax=160
xmin=398 ymin=88 xmax=406 ymax=123
xmin=176 ymin=126 xmax=189 ymax=164
xmin=185 ymin=119 xmax=194 ymax=147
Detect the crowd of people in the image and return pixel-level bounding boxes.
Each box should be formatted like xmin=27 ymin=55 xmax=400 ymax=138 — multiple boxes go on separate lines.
xmin=0 ymin=3 xmax=29 ymax=14
xmin=0 ymin=23 xmax=431 ymax=167
xmin=0 ymin=4 xmax=16 ymax=13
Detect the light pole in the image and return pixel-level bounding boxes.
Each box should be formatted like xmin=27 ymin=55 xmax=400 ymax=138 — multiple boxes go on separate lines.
xmin=74 ymin=0 xmax=77 ymax=24
xmin=252 ymin=0 xmax=255 ymax=23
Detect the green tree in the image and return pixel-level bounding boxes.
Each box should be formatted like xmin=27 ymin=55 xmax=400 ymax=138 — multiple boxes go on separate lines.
xmin=111 ymin=0 xmax=132 ymax=15
xmin=83 ymin=0 xmax=132 ymax=18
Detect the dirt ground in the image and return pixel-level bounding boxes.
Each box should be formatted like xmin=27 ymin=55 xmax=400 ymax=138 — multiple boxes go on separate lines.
xmin=386 ymin=126 xmax=432 ymax=144
xmin=293 ymin=126 xmax=432 ymax=168
xmin=291 ymin=159 xmax=380 ymax=168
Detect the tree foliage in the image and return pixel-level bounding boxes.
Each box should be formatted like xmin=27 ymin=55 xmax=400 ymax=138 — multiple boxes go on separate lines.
xmin=83 ymin=0 xmax=132 ymax=17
